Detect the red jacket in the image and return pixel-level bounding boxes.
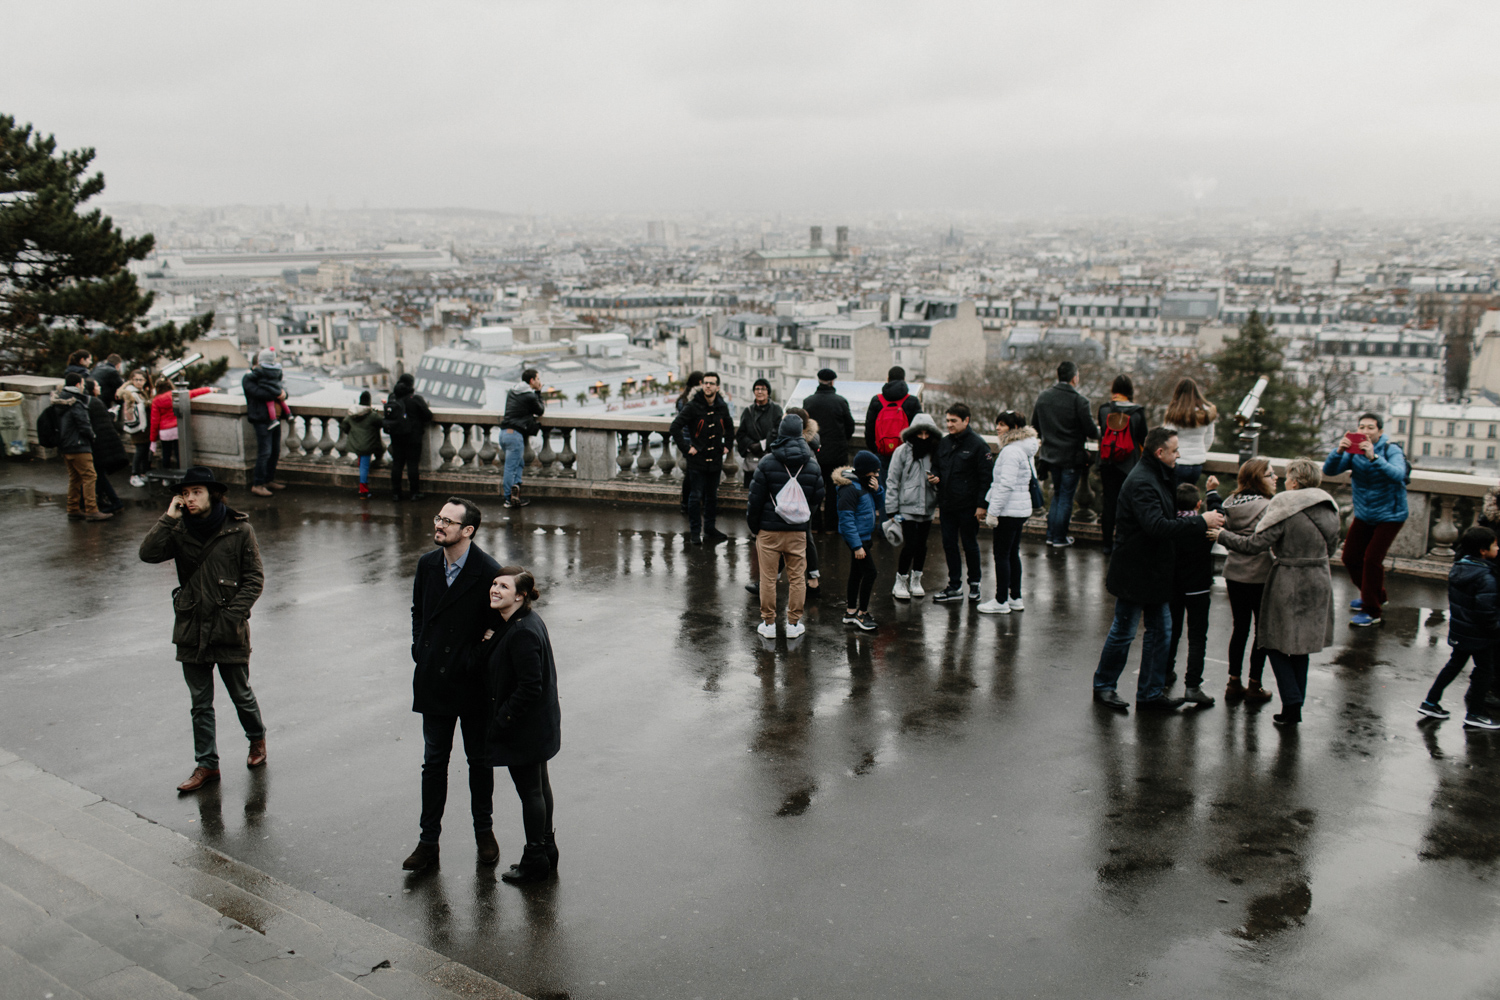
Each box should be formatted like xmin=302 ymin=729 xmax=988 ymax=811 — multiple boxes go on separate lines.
xmin=150 ymin=387 xmax=213 ymax=441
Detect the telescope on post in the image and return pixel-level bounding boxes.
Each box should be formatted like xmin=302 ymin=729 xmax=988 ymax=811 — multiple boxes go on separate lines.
xmin=146 ymin=353 xmax=206 ymax=487
xmin=1234 ymin=376 xmax=1269 ymax=464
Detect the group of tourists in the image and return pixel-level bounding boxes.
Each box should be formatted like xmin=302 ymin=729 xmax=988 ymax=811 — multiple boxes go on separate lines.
xmin=137 ymin=470 xmax=563 ymax=882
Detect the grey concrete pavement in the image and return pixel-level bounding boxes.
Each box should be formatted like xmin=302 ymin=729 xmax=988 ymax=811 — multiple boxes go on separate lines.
xmin=2 ymin=460 xmax=1500 ymax=999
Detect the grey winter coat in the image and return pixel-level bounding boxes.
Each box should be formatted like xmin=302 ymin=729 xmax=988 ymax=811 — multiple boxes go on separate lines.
xmin=1219 ymin=491 xmax=1273 ymax=583
xmin=884 ymin=412 xmax=940 ymax=520
xmin=1217 ymin=488 xmax=1341 ymax=655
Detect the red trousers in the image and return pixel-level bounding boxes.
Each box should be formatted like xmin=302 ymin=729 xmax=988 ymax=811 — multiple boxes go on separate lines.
xmin=1342 ymin=517 xmax=1404 ymax=617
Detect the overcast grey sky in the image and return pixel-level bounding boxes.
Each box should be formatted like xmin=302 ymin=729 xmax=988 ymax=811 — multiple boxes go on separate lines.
xmin=4 ymin=1 xmax=1497 ymax=215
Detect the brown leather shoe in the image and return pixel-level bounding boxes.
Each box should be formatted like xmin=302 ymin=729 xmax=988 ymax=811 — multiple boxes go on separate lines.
xmin=250 ymin=485 xmax=273 ymax=497
xmin=247 ymin=739 xmax=267 ymax=768
xmin=402 ymin=843 xmax=439 ymax=871
xmin=84 ymin=511 xmax=114 ymax=521
xmin=1245 ymin=682 xmax=1274 ymax=704
xmin=267 ymin=481 xmax=287 ymax=491
xmin=177 ymin=767 xmax=220 ymax=792
xmin=476 ymin=830 xmax=500 ymax=866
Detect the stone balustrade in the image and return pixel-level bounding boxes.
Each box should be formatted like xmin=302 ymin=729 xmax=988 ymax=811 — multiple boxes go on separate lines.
xmin=2 ymin=373 xmax=1489 ymax=578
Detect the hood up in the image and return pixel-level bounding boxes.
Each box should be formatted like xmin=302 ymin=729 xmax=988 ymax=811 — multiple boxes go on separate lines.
xmin=901 ymin=411 xmax=940 ymax=442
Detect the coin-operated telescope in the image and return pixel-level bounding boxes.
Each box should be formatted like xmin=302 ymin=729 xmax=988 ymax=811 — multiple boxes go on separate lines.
xmin=1233 ymin=376 xmax=1269 ymax=464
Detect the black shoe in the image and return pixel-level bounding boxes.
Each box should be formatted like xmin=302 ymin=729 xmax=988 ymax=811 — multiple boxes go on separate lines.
xmin=689 ymin=532 xmax=702 ymax=546
xmin=704 ymin=526 xmax=729 ymax=542
xmin=968 ymin=583 xmax=981 ymax=601
xmin=1463 ymin=712 xmax=1500 ymax=730
xmin=476 ymin=830 xmax=500 ymax=866
xmin=804 ymin=585 xmax=820 ymax=601
xmin=1136 ymin=696 xmax=1186 ymax=713
xmin=842 ymin=611 xmax=863 ymax=626
xmin=855 ymin=612 xmax=878 ymax=632
xmin=402 ymin=842 xmax=439 ymax=872
xmin=392 ymin=493 xmax=406 ymax=502
xmin=1164 ymin=671 xmax=1178 ymax=691
xmin=1273 ymin=710 xmax=1303 ymax=727
xmin=503 ymin=496 xmax=530 ymax=508
xmin=933 ymin=587 xmax=964 ymax=603
xmin=746 ymin=582 xmax=760 ymax=594
xmin=1094 ymin=689 xmax=1129 ymax=711
xmin=516 ymin=830 xmax=560 ymax=873
xmin=500 ymin=842 xmax=554 ymax=885
xmin=410 ymin=492 xmax=427 ymax=502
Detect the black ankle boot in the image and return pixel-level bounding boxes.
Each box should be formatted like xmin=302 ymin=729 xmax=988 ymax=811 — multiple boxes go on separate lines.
xmin=501 ymin=842 xmax=553 ymax=885
xmin=543 ymin=830 xmax=559 ymax=871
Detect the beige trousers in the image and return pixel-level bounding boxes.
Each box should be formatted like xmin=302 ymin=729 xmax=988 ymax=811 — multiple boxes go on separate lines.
xmin=757 ymin=531 xmax=808 ymax=625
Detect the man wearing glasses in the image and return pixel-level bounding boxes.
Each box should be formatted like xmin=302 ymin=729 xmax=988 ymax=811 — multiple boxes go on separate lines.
xmin=403 ymin=497 xmax=504 ymax=872
xmin=669 ymin=370 xmax=734 ymax=545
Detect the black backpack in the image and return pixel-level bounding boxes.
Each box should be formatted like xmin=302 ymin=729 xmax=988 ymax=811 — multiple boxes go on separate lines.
xmin=36 ymin=403 xmax=64 ymax=449
xmin=382 ymin=396 xmax=416 ymax=436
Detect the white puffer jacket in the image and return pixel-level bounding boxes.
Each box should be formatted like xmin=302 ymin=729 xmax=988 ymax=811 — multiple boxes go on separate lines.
xmin=985 ymin=425 xmax=1040 ymax=519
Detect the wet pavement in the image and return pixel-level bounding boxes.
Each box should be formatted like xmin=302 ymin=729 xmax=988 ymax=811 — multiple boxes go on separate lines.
xmin=3 ymin=460 xmax=1500 ymax=1000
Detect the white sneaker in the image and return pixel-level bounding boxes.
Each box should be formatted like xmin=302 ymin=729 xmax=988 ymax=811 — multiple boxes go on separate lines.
xmin=907 ymin=574 xmax=925 ymax=597
xmin=785 ymin=621 xmax=806 ymax=638
xmin=977 ymin=599 xmax=1012 ymax=615
xmin=756 ymin=621 xmax=777 ymax=638
xmin=129 ymin=475 xmax=146 ymax=488
xmin=892 ymin=573 xmax=911 ymax=600
xmin=1007 ymin=597 xmax=1024 ymax=611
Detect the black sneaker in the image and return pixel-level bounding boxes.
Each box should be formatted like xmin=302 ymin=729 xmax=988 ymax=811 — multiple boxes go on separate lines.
xmin=704 ymin=526 xmax=729 ymax=542
xmin=1463 ymin=712 xmax=1500 ymax=730
xmin=967 ymin=583 xmax=981 ymax=601
xmin=689 ymin=532 xmax=702 ymax=546
xmin=855 ymin=612 xmax=878 ymax=632
xmin=933 ymin=587 xmax=964 ymax=603
xmin=745 ymin=582 xmax=760 ymax=594
xmin=1418 ymin=700 xmax=1450 ymax=720
xmin=1136 ymin=696 xmax=1186 ymax=713
xmin=842 ymin=611 xmax=863 ymax=626
xmin=1049 ymin=536 xmax=1075 ymax=548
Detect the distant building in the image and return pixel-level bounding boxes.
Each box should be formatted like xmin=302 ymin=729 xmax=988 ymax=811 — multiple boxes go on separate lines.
xmin=742 ymin=248 xmax=836 ymax=273
xmin=1158 ymin=291 xmax=1221 ymax=335
xmin=885 ymin=295 xmax=985 ymax=388
xmin=1390 ymin=399 xmax=1500 ymax=471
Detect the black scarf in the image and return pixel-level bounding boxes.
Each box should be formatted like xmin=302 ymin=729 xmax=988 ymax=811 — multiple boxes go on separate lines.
xmin=185 ymin=502 xmax=229 ymax=542
xmin=909 ymin=434 xmax=935 ymax=459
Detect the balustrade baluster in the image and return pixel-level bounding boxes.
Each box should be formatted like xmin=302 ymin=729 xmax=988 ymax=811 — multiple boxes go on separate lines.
xmin=1429 ymin=495 xmax=1459 ymax=558
xmin=300 ymin=416 xmax=319 ymax=457
xmin=656 ymin=432 xmax=676 ymax=478
xmin=334 ymin=421 xmax=354 ymax=465
xmin=538 ymin=427 xmax=557 ymax=473
xmin=616 ymin=432 xmax=634 ymax=474
xmin=635 ymin=431 xmax=655 ymax=475
xmin=722 ymin=446 xmax=739 ymax=482
xmin=1073 ymin=468 xmax=1098 ymax=523
xmin=524 ymin=436 xmax=539 ymax=472
xmin=315 ymin=417 xmax=337 ymax=462
xmin=280 ymin=417 xmax=297 ymax=459
xmin=477 ymin=425 xmax=499 ymax=472
xmin=558 ymin=429 xmax=576 ymax=472
xmin=458 ymin=423 xmax=478 ymax=469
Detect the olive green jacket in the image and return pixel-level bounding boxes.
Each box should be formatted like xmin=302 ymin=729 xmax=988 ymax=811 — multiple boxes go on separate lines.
xmin=139 ymin=508 xmax=264 ymax=664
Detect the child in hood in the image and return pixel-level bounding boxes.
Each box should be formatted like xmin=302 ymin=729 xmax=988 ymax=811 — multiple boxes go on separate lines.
xmin=341 ymin=390 xmax=384 ymax=498
xmin=837 ymin=450 xmax=885 ymax=632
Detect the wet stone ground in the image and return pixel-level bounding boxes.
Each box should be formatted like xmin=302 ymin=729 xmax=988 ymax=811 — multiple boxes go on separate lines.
xmin=3 ymin=461 xmax=1500 ymax=999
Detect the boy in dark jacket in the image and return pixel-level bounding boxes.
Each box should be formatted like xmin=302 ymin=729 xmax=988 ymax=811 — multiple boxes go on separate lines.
xmin=1420 ymin=526 xmax=1500 ymax=728
xmin=932 ymin=403 xmax=994 ymax=603
xmin=1166 ymin=479 xmax=1223 ymax=707
xmin=837 ymin=450 xmax=884 ymax=631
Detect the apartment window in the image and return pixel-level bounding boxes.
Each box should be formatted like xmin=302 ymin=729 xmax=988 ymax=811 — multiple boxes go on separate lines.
xmin=1423 ymin=441 xmax=1431 ymax=456
xmin=1489 ymin=446 xmax=1496 ymax=460
xmin=1468 ymin=423 xmax=1476 ymax=438
xmin=444 ymin=383 xmax=457 ymax=397
xmin=461 ymin=386 xmax=474 ymax=402
xmin=1444 ymin=443 xmax=1454 ymax=457
xmin=1424 ymin=420 xmax=1433 ymax=435
xmin=416 ymin=378 xmax=429 ymax=392
xmin=1447 ymin=422 xmax=1456 ymax=437
xmin=1491 ymin=425 xmax=1498 ymax=439
xmin=818 ymin=334 xmax=851 ymax=350
xmin=1397 ymin=419 xmax=1407 ymax=433
xmin=1466 ymin=444 xmax=1475 ymax=458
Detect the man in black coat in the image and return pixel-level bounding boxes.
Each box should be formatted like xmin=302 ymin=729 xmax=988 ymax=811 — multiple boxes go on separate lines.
xmin=403 ymin=496 xmax=504 ymax=872
xmin=669 ymin=370 xmax=734 ymax=545
xmin=1030 ymin=360 xmax=1100 ymax=548
xmin=1092 ymin=428 xmax=1224 ymax=713
xmin=863 ymin=365 xmax=922 ymax=454
xmin=931 ymin=403 xmax=993 ymax=603
xmin=736 ymin=378 xmax=783 ymax=487
xmin=385 ymin=372 xmax=434 ymax=501
xmin=802 ymin=368 xmax=856 ymax=531
xmin=90 ymin=353 xmax=124 ymax=408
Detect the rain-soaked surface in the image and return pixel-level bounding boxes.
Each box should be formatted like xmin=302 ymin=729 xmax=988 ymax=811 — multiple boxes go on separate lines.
xmin=3 ymin=461 xmax=1500 ymax=999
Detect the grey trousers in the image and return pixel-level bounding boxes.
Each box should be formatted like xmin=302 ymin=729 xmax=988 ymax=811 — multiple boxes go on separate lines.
xmin=182 ymin=661 xmax=265 ymax=769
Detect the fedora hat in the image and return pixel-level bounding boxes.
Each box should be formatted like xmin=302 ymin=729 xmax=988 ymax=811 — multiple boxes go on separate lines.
xmin=175 ymin=466 xmax=228 ymax=493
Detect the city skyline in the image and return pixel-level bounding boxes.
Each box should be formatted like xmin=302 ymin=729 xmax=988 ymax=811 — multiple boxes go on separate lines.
xmin=5 ymin=0 xmax=1500 ymax=216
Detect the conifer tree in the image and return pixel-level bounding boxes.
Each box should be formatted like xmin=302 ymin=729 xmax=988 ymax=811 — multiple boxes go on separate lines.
xmin=0 ymin=115 xmax=225 ymax=383
xmin=1209 ymin=308 xmax=1316 ymax=456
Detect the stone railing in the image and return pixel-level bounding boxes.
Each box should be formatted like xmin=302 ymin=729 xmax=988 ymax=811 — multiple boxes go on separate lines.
xmin=5 ymin=373 xmax=1491 ymax=578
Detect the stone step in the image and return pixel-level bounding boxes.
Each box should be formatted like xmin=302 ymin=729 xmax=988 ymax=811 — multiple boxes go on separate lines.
xmin=0 ymin=751 xmax=525 ymax=1000
xmin=0 ymin=941 xmax=91 ymax=1000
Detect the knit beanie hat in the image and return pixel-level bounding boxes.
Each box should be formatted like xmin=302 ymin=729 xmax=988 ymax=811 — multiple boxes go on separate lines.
xmin=853 ymin=450 xmax=881 ymax=478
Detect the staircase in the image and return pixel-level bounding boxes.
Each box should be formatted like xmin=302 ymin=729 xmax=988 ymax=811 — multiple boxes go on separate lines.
xmin=0 ymin=746 xmax=527 ymax=1000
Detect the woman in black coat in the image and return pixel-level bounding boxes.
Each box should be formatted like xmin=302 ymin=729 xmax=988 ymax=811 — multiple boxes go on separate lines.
xmin=481 ymin=565 xmax=561 ymax=884
xmin=85 ymin=378 xmax=128 ymax=513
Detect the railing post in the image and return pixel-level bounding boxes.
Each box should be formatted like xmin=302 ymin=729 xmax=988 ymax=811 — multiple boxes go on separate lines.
xmin=656 ymin=431 xmax=676 ymax=478
xmin=458 ymin=423 xmax=478 ymax=470
xmin=538 ymin=427 xmax=557 ymax=473
xmin=616 ymin=432 xmax=634 ymax=474
xmin=1429 ymin=495 xmax=1459 ymax=558
xmin=573 ymin=428 xmax=615 ymax=481
xmin=477 ymin=424 xmax=498 ymax=473
xmin=635 ymin=431 xmax=654 ymax=475
xmin=558 ymin=428 xmax=576 ymax=472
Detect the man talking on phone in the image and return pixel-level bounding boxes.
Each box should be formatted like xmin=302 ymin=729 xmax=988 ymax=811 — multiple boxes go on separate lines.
xmin=1324 ymin=412 xmax=1408 ymax=627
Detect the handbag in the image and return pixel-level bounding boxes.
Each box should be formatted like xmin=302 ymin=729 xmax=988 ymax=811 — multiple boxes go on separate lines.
xmin=1028 ymin=459 xmax=1045 ymax=511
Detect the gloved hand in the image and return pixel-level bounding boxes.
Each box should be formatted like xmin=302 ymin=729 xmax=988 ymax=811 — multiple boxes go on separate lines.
xmin=985 ymin=515 xmax=999 ymax=528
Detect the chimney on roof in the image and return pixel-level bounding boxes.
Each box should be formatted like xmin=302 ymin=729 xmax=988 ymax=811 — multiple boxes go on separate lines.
xmin=810 ymin=226 xmax=823 ymax=250
xmin=835 ymin=226 xmax=848 ymax=256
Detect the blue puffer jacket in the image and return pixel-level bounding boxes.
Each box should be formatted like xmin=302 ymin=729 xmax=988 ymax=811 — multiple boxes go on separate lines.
xmin=1447 ymin=556 xmax=1500 ymax=651
xmin=1323 ymin=435 xmax=1408 ymax=524
xmin=835 ymin=466 xmax=882 ymax=551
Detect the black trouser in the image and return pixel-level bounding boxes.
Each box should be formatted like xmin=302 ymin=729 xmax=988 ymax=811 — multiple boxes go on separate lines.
xmin=686 ymin=465 xmax=720 ymax=532
xmin=95 ymin=466 xmax=121 ymax=511
xmin=508 ymin=762 xmax=555 ymax=844
xmin=131 ymin=441 xmax=152 ymax=477
xmin=846 ymin=545 xmax=877 ymax=611
xmin=820 ymin=462 xmax=844 ymax=531
xmin=390 ymin=438 xmax=421 ymax=496
xmin=1168 ymin=592 xmax=1211 ymax=688
xmin=1226 ymin=579 xmax=1267 ymax=684
xmin=1426 ymin=647 xmax=1494 ymax=711
xmin=159 ymin=439 xmax=179 ymax=469
xmin=940 ymin=509 xmax=982 ymax=589
xmin=1266 ymin=650 xmax=1310 ymax=708
xmin=991 ymin=516 xmax=1026 ymax=601
xmin=419 ymin=713 xmax=493 ymax=845
xmin=1100 ymin=463 xmax=1128 ymax=551
xmin=897 ymin=518 xmax=932 ymax=575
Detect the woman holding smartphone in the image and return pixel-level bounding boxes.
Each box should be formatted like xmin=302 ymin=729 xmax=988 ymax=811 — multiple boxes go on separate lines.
xmin=481 ymin=566 xmax=561 ymax=884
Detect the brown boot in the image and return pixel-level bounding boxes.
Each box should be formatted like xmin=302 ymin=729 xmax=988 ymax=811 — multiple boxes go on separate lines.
xmin=1225 ymin=676 xmax=1245 ymax=703
xmin=250 ymin=485 xmax=273 ymax=497
xmin=476 ymin=830 xmax=500 ymax=866
xmin=177 ymin=767 xmax=220 ymax=792
xmin=1245 ymin=681 xmax=1274 ymax=704
xmin=402 ymin=842 xmax=439 ymax=872
xmin=247 ymin=738 xmax=267 ymax=768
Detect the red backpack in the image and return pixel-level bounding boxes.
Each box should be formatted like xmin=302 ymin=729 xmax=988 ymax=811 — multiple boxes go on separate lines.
xmin=1099 ymin=406 xmax=1137 ymax=463
xmin=873 ymin=395 xmax=911 ymax=456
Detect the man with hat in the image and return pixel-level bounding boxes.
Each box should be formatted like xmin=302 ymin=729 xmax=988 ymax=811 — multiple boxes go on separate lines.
xmin=802 ymin=368 xmax=855 ymax=533
xmin=139 ymin=466 xmax=268 ymax=792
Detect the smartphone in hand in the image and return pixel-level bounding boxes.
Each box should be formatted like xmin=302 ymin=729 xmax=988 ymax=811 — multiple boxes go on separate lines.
xmin=1346 ymin=432 xmax=1366 ymax=451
